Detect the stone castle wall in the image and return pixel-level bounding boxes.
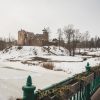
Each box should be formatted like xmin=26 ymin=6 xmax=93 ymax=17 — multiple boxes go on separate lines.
xmin=18 ymin=29 xmax=48 ymax=46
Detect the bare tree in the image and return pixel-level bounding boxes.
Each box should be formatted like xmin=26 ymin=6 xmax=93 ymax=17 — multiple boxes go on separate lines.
xmin=45 ymin=27 xmax=51 ymax=53
xmin=72 ymin=29 xmax=82 ymax=56
xmin=90 ymin=37 xmax=95 ymax=50
xmin=64 ymin=24 xmax=75 ymax=56
xmin=84 ymin=31 xmax=90 ymax=50
xmin=94 ymin=36 xmax=98 ymax=50
xmin=57 ymin=28 xmax=62 ymax=49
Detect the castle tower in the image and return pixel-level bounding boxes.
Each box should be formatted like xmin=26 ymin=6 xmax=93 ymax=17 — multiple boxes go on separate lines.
xmin=42 ymin=28 xmax=49 ymax=42
xmin=18 ymin=29 xmax=27 ymax=46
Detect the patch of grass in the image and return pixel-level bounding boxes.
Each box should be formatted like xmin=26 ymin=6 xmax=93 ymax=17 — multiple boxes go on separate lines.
xmin=81 ymin=52 xmax=87 ymax=56
xmin=54 ymin=68 xmax=64 ymax=71
xmin=17 ymin=46 xmax=23 ymax=50
xmin=42 ymin=62 xmax=54 ymax=70
xmin=32 ymin=57 xmax=49 ymax=62
xmin=83 ymin=58 xmax=87 ymax=61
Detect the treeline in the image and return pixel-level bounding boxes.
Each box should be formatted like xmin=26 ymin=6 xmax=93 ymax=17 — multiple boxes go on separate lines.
xmin=0 ymin=25 xmax=100 ymax=55
xmin=0 ymin=37 xmax=16 ymax=50
xmin=49 ymin=24 xmax=100 ymax=56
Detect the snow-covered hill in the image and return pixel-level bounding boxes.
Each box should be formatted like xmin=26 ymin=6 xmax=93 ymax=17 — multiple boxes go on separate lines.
xmin=0 ymin=46 xmax=68 ymax=61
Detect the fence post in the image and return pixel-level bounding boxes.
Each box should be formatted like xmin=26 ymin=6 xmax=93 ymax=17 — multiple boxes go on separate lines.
xmin=86 ymin=84 xmax=91 ymax=100
xmin=22 ymin=75 xmax=36 ymax=100
xmin=85 ymin=62 xmax=91 ymax=100
xmin=85 ymin=62 xmax=91 ymax=74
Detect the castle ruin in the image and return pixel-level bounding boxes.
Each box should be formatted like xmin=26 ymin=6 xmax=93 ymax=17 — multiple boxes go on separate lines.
xmin=18 ymin=29 xmax=49 ymax=46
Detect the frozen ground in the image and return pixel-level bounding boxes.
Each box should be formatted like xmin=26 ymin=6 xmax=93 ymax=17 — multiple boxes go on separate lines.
xmin=0 ymin=46 xmax=100 ymax=100
xmin=0 ymin=61 xmax=67 ymax=100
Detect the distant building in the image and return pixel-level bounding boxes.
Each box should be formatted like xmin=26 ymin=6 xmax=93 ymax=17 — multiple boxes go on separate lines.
xmin=18 ymin=29 xmax=49 ymax=46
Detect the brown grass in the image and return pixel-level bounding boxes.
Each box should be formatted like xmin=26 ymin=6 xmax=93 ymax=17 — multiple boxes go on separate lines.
xmin=42 ymin=62 xmax=54 ymax=70
xmin=17 ymin=46 xmax=23 ymax=50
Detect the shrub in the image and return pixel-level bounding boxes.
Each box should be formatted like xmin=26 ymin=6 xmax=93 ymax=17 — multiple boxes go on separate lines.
xmin=92 ymin=55 xmax=96 ymax=57
xmin=4 ymin=48 xmax=9 ymax=53
xmin=81 ymin=52 xmax=87 ymax=56
xmin=34 ymin=50 xmax=37 ymax=55
xmin=54 ymin=68 xmax=63 ymax=71
xmin=17 ymin=46 xmax=23 ymax=50
xmin=83 ymin=58 xmax=87 ymax=61
xmin=42 ymin=62 xmax=54 ymax=70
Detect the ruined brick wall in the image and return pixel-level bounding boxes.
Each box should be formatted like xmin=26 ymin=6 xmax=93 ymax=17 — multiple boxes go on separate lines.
xmin=18 ymin=30 xmax=26 ymax=46
xmin=17 ymin=29 xmax=48 ymax=46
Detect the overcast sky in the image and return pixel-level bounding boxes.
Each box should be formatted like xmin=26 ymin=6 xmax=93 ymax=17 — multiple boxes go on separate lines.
xmin=0 ymin=0 xmax=100 ymax=39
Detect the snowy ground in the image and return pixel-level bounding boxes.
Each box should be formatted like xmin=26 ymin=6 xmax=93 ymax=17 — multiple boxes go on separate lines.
xmin=0 ymin=46 xmax=100 ymax=100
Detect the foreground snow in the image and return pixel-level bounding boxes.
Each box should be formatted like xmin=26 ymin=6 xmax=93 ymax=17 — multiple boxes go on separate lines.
xmin=0 ymin=46 xmax=100 ymax=100
xmin=0 ymin=61 xmax=67 ymax=100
